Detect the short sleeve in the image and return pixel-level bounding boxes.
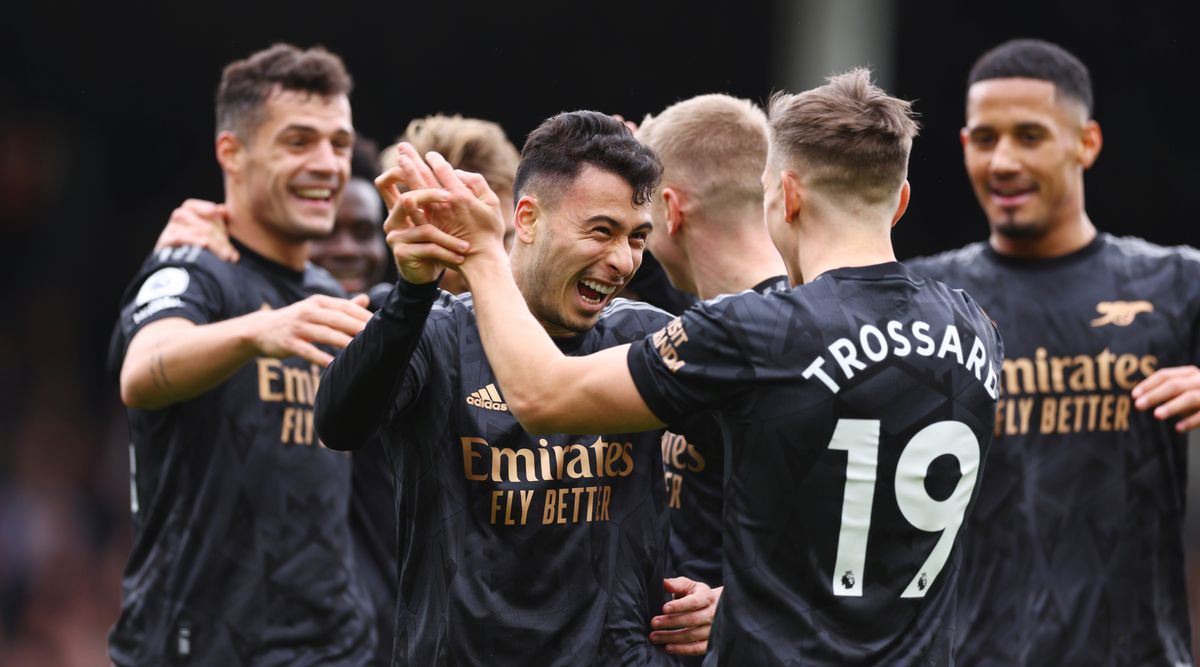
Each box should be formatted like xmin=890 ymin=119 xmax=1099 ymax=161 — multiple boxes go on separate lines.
xmin=113 ymin=246 xmax=230 ymax=358
xmin=626 ymin=295 xmax=753 ymax=427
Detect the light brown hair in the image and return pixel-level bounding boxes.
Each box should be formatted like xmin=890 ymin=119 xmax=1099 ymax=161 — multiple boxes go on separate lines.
xmin=384 ymin=114 xmax=520 ymax=194
xmin=638 ymin=94 xmax=768 ymax=214
xmin=768 ymin=68 xmax=919 ymax=205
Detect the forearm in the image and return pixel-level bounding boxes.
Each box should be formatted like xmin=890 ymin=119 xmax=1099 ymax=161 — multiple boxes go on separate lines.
xmin=314 ymin=279 xmax=438 ymax=450
xmin=120 ymin=317 xmax=259 ymax=410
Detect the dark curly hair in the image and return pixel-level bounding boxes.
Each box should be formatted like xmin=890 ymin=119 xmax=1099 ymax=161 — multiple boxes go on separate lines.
xmin=513 ymin=111 xmax=662 ymax=208
xmin=215 ymin=43 xmax=353 ymax=140
xmin=968 ymin=39 xmax=1093 ymax=116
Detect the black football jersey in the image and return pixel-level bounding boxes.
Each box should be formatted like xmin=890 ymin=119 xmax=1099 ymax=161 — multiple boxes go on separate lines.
xmin=316 ymin=280 xmax=677 ymax=666
xmin=907 ymin=233 xmax=1200 ymax=666
xmin=627 ymin=262 xmax=1002 ymax=666
xmin=107 ymin=241 xmax=375 ymax=666
xmin=662 ymin=276 xmax=790 ymax=591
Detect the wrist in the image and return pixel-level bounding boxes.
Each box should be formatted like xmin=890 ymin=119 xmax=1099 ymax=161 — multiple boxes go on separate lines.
xmin=461 ymin=244 xmax=510 ymax=282
xmin=234 ymin=309 xmax=271 ymax=356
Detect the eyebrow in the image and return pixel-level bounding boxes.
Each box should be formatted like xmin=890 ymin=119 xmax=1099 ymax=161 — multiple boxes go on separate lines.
xmin=585 ymin=215 xmax=654 ymax=234
xmin=278 ymin=124 xmax=355 ymax=138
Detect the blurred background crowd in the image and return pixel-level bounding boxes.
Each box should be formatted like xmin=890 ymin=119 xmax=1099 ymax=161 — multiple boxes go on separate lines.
xmin=1 ymin=1 xmax=1196 ymax=664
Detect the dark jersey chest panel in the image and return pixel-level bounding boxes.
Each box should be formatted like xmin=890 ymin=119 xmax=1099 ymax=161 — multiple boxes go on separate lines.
xmin=628 ymin=263 xmax=1002 ymax=666
xmin=108 ymin=245 xmax=374 ymax=667
xmin=662 ymin=276 xmax=792 ymax=589
xmin=383 ymin=295 xmax=676 ymax=667
xmin=907 ymin=234 xmax=1200 ymax=666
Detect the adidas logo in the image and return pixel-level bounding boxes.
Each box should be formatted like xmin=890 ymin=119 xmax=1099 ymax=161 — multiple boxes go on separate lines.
xmin=466 ymin=383 xmax=508 ymax=412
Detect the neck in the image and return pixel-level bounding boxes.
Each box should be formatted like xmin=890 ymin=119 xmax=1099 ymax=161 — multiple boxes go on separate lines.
xmin=794 ymin=214 xmax=896 ymax=284
xmin=224 ymin=187 xmax=309 ymax=271
xmin=683 ymin=214 xmax=788 ymax=300
xmin=989 ymin=210 xmax=1097 ymax=259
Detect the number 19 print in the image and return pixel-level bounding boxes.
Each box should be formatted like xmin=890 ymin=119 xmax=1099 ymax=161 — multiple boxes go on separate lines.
xmin=829 ymin=419 xmax=981 ymax=598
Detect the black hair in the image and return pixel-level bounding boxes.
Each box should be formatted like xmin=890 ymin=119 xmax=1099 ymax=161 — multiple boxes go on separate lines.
xmin=513 ymin=110 xmax=662 ymax=207
xmin=968 ymin=38 xmax=1093 ymax=115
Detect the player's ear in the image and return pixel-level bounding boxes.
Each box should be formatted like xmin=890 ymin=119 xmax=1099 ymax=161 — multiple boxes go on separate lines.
xmin=1078 ymin=120 xmax=1102 ymax=170
xmin=514 ymin=195 xmax=540 ymax=245
xmin=959 ymin=126 xmax=969 ymax=151
xmin=781 ymin=170 xmax=804 ymax=225
xmin=216 ymin=131 xmax=243 ymax=176
xmin=891 ymin=180 xmax=911 ymax=228
xmin=662 ymin=187 xmax=685 ymax=236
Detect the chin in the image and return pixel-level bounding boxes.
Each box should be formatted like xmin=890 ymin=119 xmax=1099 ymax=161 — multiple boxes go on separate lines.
xmin=338 ymin=278 xmax=366 ymax=293
xmin=991 ymin=220 xmax=1046 ymax=240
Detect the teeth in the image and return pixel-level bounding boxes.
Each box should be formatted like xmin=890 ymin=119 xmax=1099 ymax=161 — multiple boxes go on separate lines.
xmin=581 ymin=279 xmax=616 ymax=295
xmin=295 ymin=188 xmax=332 ymax=199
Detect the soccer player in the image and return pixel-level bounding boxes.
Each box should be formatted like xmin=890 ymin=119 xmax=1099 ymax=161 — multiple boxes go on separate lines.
xmin=402 ymin=68 xmax=1003 ymax=665
xmin=905 ymin=38 xmax=1200 ymax=665
xmin=152 ymin=119 xmax=518 ymax=665
xmin=108 ymin=44 xmax=376 ymax=665
xmin=633 ymin=94 xmax=787 ymax=653
xmin=314 ymin=111 xmax=715 ymax=665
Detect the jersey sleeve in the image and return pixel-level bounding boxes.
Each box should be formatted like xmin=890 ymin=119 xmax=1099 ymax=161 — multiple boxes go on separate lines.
xmin=314 ymin=278 xmax=440 ymax=451
xmin=625 ymin=295 xmax=754 ymax=428
xmin=110 ymin=246 xmax=231 ymax=369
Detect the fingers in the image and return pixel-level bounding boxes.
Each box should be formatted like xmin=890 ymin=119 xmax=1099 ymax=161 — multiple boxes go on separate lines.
xmin=393 ymin=143 xmax=441 ymax=189
xmin=399 ymin=188 xmax=454 ymax=209
xmin=1155 ymin=391 xmax=1200 ymax=427
xmin=1132 ymin=366 xmax=1200 ymax=432
xmin=663 ymin=576 xmax=696 ymax=597
xmin=311 ymin=293 xmax=373 ymax=319
xmin=425 ymin=152 xmax=473 ymax=197
xmin=375 ymin=167 xmax=407 ymax=210
xmin=383 ymin=189 xmax=453 ymax=236
xmin=649 ymin=624 xmax=711 ymax=652
xmin=455 ymin=169 xmax=501 ymax=207
xmin=387 ymin=229 xmax=467 ymax=267
xmin=661 ymin=593 xmax=712 ymax=615
xmin=391 ymin=225 xmax=469 ymax=255
xmin=1176 ymin=409 xmax=1200 ymax=433
xmin=156 ymin=199 xmax=237 ymax=261
xmin=351 ymin=293 xmax=370 ymax=308
xmin=1132 ymin=367 xmax=1179 ymax=401
xmin=654 ymin=605 xmax=714 ymax=630
xmin=209 ymin=208 xmax=238 ymax=262
xmin=288 ymin=340 xmax=335 ymax=367
xmin=307 ymin=296 xmax=373 ymax=330
xmin=296 ymin=321 xmax=355 ymax=350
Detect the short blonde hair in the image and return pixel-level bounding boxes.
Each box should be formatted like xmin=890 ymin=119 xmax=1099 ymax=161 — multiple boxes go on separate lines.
xmin=382 ymin=114 xmax=519 ymax=194
xmin=638 ymin=94 xmax=768 ymax=214
xmin=768 ymin=68 xmax=919 ymax=206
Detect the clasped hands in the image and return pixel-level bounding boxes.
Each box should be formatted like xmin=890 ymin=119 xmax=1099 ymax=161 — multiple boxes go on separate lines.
xmin=373 ymin=143 xmax=508 ymax=285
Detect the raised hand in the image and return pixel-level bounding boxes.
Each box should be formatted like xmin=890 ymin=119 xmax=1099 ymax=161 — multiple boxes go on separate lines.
xmin=375 ymin=144 xmax=470 ymax=284
xmin=154 ymin=199 xmax=239 ymax=262
xmin=383 ymin=147 xmax=507 ymax=255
